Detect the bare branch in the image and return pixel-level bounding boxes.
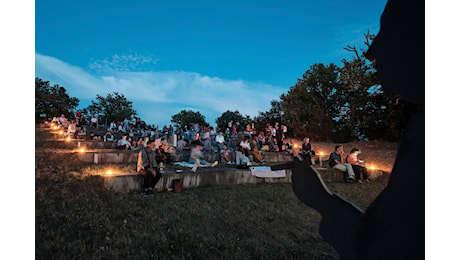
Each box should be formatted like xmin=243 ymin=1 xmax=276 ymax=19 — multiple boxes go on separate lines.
xmin=344 ymin=45 xmax=360 ymax=60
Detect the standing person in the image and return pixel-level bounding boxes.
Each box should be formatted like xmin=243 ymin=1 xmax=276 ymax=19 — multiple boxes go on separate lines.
xmin=346 ymin=148 xmax=370 ymax=183
xmin=328 ymin=145 xmax=355 ymax=182
xmin=90 ymin=116 xmax=97 ymax=128
xmin=97 ymin=117 xmax=103 ymax=129
xmin=75 ymin=110 xmax=82 ymax=121
xmin=202 ymin=127 xmax=212 ymax=151
xmin=275 ymin=125 xmax=284 ymax=152
xmin=137 ymin=140 xmax=162 ymax=196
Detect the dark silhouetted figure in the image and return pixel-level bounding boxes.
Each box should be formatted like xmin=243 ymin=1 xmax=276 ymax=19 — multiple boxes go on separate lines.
xmin=272 ymin=0 xmax=424 ymax=259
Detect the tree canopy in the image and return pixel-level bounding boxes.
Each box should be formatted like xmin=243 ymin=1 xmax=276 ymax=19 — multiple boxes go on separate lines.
xmin=171 ymin=110 xmax=208 ymax=130
xmin=83 ymin=92 xmax=137 ymax=125
xmin=281 ymin=63 xmax=346 ymax=141
xmin=215 ymin=110 xmax=251 ymax=132
xmin=35 ymin=77 xmax=79 ymax=121
xmin=253 ymin=100 xmax=284 ymax=132
xmin=280 ymin=33 xmax=414 ymax=142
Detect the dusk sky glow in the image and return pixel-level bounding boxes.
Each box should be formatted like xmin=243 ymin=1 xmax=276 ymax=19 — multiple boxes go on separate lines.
xmin=35 ymin=0 xmax=387 ymax=126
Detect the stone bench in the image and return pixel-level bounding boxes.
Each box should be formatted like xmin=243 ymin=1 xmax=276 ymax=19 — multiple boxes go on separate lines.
xmin=78 ymin=150 xmax=294 ymax=164
xmin=102 ymin=166 xmax=389 ymax=193
xmin=103 ymin=168 xmax=292 ymax=193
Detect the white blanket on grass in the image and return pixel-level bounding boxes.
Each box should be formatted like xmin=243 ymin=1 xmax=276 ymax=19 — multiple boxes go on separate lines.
xmin=250 ymin=166 xmax=286 ymax=178
xmin=173 ymin=162 xmax=213 ymax=168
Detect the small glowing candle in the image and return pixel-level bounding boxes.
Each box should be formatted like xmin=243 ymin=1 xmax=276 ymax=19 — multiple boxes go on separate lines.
xmin=369 ymin=165 xmax=376 ymax=170
xmin=79 ymin=147 xmax=85 ymax=153
xmin=106 ymin=170 xmax=113 ymax=175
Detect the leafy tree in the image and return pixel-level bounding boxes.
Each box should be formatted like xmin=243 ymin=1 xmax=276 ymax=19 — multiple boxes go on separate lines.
xmin=340 ymin=31 xmax=413 ymax=141
xmin=279 ymin=32 xmax=415 ymax=142
xmin=171 ymin=110 xmax=208 ymax=130
xmin=253 ymin=100 xmax=284 ymax=131
xmin=35 ymin=77 xmax=79 ymax=121
xmin=215 ymin=110 xmax=251 ymax=132
xmin=84 ymin=92 xmax=137 ymax=125
xmin=281 ymin=63 xmax=347 ymax=141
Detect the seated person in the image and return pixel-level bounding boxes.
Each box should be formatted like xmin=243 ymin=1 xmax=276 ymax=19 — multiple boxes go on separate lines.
xmin=176 ymin=135 xmax=187 ymax=152
xmin=109 ymin=121 xmax=117 ymax=132
xmin=189 ymin=140 xmax=218 ymax=172
xmin=215 ymin=132 xmax=225 ymax=151
xmin=250 ymin=138 xmax=263 ymax=163
xmin=64 ymin=120 xmax=77 ymax=138
xmin=268 ymin=137 xmax=278 ymax=152
xmin=220 ymin=144 xmax=234 ymax=164
xmin=143 ymin=137 xmax=149 ymax=148
xmin=239 ymin=137 xmax=251 ymax=157
xmin=137 ymin=140 xmax=162 ymax=196
xmin=299 ymin=137 xmax=312 ymax=163
xmin=157 ymin=138 xmax=174 ymax=164
xmin=128 ymin=137 xmax=136 ymax=149
xmin=116 ymin=135 xmax=132 ymax=150
xmin=328 ymin=145 xmax=355 ymax=182
xmin=257 ymin=132 xmax=265 ymax=149
xmin=118 ymin=122 xmax=126 ymax=134
xmin=104 ymin=131 xmax=115 ymax=142
xmin=235 ymin=145 xmax=251 ymax=167
xmin=136 ymin=137 xmax=144 ymax=148
xmin=346 ymin=148 xmax=370 ymax=183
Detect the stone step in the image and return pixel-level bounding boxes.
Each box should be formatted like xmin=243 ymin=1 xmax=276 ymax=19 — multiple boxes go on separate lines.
xmin=103 ymin=167 xmax=389 ymax=193
xmin=77 ymin=151 xmax=294 ymax=164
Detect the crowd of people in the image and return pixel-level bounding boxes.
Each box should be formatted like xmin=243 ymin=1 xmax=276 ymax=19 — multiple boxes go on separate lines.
xmin=48 ymin=114 xmax=371 ymax=195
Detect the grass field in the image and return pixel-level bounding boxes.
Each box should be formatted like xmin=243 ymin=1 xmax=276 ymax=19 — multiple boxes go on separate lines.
xmin=35 ymin=128 xmax=390 ymax=260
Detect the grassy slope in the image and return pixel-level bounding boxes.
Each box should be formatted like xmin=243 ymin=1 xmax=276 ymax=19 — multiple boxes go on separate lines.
xmin=36 ymin=129 xmax=389 ymax=260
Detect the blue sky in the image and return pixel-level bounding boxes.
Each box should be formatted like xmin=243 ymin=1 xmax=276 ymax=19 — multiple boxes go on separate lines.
xmin=35 ymin=0 xmax=387 ymax=127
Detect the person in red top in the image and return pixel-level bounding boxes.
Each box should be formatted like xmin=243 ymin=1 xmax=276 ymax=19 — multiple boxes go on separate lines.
xmin=346 ymin=148 xmax=370 ymax=183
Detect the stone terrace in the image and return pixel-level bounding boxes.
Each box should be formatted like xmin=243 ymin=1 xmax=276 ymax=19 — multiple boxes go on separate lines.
xmin=38 ymin=123 xmax=390 ymax=193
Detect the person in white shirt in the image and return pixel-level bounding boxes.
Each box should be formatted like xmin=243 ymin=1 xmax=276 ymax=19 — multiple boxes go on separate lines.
xmin=90 ymin=116 xmax=97 ymax=128
xmin=118 ymin=122 xmax=126 ymax=134
xmin=239 ymin=137 xmax=251 ymax=156
xmin=235 ymin=145 xmax=251 ymax=167
xmin=215 ymin=132 xmax=225 ymax=151
xmin=59 ymin=114 xmax=66 ymax=125
xmin=109 ymin=121 xmax=117 ymax=132
xmin=65 ymin=120 xmax=77 ymax=137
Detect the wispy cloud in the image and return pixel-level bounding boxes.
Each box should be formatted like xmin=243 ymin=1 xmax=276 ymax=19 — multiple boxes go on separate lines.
xmin=35 ymin=52 xmax=285 ymax=126
xmin=89 ymin=53 xmax=159 ymax=72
